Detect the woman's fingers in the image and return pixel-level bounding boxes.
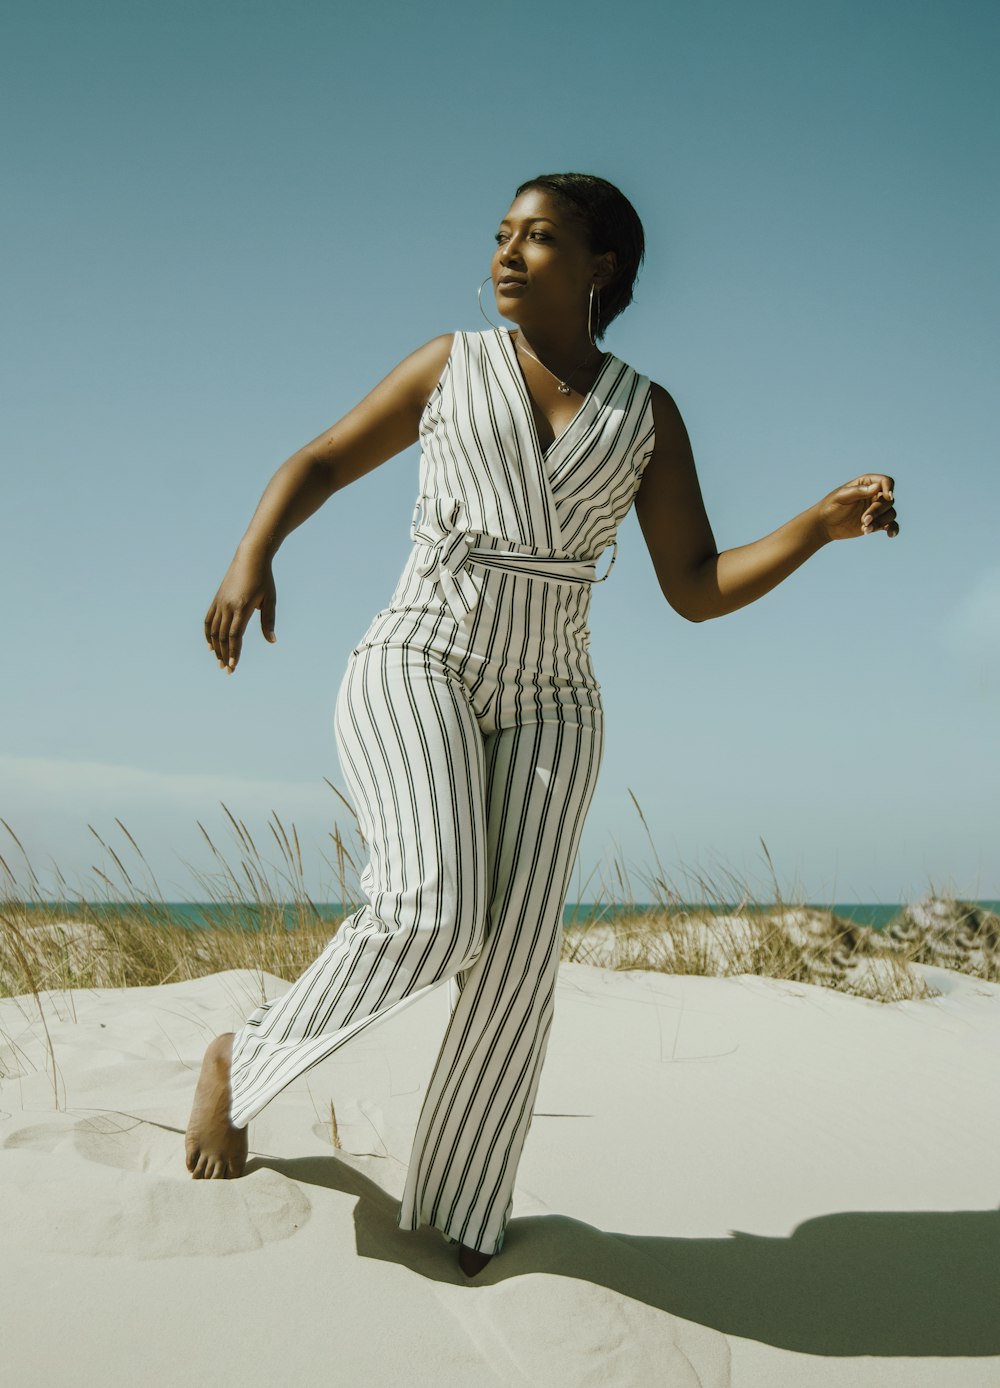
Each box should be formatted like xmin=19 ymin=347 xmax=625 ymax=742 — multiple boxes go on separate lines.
xmin=860 ymin=477 xmax=897 ymax=538
xmin=204 ymin=557 xmax=277 ymax=671
xmin=206 ymin=607 xmax=239 ymax=672
xmin=222 ymin=607 xmax=247 ymax=673
xmin=205 ymin=605 xmax=225 ymax=664
xmin=855 ymin=473 xmax=895 ymax=497
xmin=818 ymin=475 xmax=898 ymax=542
xmin=863 ymin=515 xmax=899 ymax=536
xmin=862 ymin=504 xmax=897 ymax=535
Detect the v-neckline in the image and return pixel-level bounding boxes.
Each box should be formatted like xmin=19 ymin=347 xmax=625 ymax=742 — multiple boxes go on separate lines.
xmin=499 ymin=329 xmax=616 ymax=461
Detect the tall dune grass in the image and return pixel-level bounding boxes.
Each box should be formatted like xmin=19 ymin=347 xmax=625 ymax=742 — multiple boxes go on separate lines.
xmin=1 ymin=787 xmax=997 ymax=1022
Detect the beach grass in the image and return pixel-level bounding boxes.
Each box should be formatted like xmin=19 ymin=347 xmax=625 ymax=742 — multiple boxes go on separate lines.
xmin=2 ymin=790 xmax=998 ymax=1019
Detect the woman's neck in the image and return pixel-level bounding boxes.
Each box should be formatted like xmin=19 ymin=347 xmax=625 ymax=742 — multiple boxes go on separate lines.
xmin=508 ymin=325 xmax=603 ymax=375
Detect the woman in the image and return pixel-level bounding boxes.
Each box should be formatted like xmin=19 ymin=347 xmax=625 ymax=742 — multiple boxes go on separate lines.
xmin=185 ymin=173 xmax=898 ymax=1279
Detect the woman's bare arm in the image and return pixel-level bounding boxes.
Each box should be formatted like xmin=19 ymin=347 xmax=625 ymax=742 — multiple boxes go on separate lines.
xmin=635 ymin=382 xmax=897 ymax=623
xmin=237 ymin=333 xmax=455 ymax=562
xmin=204 ymin=334 xmax=454 ymax=671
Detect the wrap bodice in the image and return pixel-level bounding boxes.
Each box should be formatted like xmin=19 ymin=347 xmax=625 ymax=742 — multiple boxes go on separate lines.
xmin=408 ymin=328 xmax=655 ymax=625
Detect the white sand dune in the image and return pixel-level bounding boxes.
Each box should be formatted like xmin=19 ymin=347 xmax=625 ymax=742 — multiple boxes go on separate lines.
xmin=1 ymin=959 xmax=998 ymax=1386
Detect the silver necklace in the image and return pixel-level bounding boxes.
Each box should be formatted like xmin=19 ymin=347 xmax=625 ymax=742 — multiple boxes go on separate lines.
xmin=513 ymin=333 xmax=604 ymax=396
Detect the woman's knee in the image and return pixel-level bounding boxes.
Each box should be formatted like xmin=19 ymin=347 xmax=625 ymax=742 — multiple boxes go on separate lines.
xmin=363 ymin=886 xmax=486 ymax=973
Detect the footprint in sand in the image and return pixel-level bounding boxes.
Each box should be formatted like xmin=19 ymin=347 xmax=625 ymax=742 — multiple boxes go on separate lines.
xmin=0 ymin=1115 xmax=311 ymax=1259
xmin=3 ymin=1122 xmax=75 ymax=1154
xmin=73 ymin=1112 xmax=179 ymax=1171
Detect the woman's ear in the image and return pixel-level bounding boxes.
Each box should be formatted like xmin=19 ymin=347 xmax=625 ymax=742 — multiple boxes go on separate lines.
xmin=593 ymin=250 xmax=618 ymax=289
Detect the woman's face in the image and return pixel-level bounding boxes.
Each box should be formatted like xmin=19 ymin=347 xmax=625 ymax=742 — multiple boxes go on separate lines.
xmin=490 ymin=188 xmax=612 ymax=335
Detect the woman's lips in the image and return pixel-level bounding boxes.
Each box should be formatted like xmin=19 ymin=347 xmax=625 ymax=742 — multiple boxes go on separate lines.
xmin=497 ymin=278 xmax=527 ymax=292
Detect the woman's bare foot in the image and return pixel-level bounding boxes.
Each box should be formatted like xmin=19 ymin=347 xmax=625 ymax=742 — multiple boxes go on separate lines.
xmin=458 ymin=1243 xmax=494 ymax=1278
xmin=184 ymin=1032 xmax=248 ymax=1179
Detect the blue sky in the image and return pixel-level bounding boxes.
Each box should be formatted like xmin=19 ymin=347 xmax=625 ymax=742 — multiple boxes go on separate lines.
xmin=2 ymin=1 xmax=997 ymax=907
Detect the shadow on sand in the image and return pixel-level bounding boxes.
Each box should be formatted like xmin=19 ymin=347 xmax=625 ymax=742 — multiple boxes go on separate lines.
xmin=248 ymin=1153 xmax=1000 ymax=1358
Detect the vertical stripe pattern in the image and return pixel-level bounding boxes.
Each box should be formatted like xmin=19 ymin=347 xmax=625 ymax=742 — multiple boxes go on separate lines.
xmin=228 ymin=329 xmax=653 ymax=1255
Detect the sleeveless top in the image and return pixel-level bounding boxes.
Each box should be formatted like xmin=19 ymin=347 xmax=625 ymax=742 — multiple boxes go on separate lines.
xmin=406 ymin=328 xmax=655 ymax=628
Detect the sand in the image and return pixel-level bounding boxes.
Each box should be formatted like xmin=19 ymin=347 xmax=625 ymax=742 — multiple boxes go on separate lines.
xmin=1 ymin=955 xmax=998 ymax=1386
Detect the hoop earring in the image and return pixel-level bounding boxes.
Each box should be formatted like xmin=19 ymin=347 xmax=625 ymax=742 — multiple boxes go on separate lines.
xmin=587 ymin=284 xmax=601 ymax=346
xmin=478 ymin=276 xmax=501 ymax=331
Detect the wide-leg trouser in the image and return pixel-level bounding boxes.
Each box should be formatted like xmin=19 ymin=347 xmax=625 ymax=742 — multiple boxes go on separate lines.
xmin=228 ymin=633 xmax=603 ymax=1255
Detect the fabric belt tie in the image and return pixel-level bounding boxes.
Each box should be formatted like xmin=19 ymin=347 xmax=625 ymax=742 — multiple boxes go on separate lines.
xmin=410 ymin=496 xmax=618 ymax=627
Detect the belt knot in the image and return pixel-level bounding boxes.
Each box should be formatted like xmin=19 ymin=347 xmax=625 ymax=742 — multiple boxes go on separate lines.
xmin=411 ymin=496 xmax=483 ymax=625
xmin=408 ymin=494 xmax=618 ymax=626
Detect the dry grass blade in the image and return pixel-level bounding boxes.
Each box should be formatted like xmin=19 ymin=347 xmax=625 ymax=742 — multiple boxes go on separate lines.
xmin=1 ymin=818 xmax=43 ymax=896
xmin=329 ymin=1099 xmax=342 ymax=1150
xmin=270 ymin=812 xmax=297 ymax=876
xmin=238 ymin=817 xmax=260 ymax=860
xmin=221 ymin=802 xmax=255 ymax=856
xmin=196 ymin=819 xmax=245 ymax=898
xmin=112 ymin=818 xmax=167 ymax=904
xmin=324 ymin=778 xmax=367 ymax=848
xmin=87 ymin=823 xmax=136 ymax=892
xmin=0 ymin=908 xmax=64 ymax=1108
xmin=0 ymin=852 xmax=17 ymax=889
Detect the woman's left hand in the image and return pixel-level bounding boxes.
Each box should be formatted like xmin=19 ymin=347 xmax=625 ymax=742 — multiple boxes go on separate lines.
xmin=815 ymin=474 xmax=898 ymax=542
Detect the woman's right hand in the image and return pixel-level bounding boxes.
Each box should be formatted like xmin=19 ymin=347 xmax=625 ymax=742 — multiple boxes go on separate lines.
xmin=204 ymin=547 xmax=277 ymax=675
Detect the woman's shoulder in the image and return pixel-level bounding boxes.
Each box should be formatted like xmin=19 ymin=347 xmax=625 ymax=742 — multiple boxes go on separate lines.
xmin=402 ymin=330 xmax=501 ymax=405
xmin=418 ymin=331 xmax=460 ymax=360
xmin=410 ymin=328 xmax=493 ymax=369
xmin=646 ymin=379 xmax=685 ymax=418
xmin=401 ymin=333 xmax=458 ymax=391
xmin=422 ymin=328 xmax=510 ymax=376
xmin=640 ymin=380 xmax=693 ymax=467
xmin=600 ymin=343 xmax=649 ymax=383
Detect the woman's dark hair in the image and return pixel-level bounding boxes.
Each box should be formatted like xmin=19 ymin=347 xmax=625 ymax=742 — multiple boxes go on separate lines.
xmin=514 ymin=172 xmax=645 ymax=339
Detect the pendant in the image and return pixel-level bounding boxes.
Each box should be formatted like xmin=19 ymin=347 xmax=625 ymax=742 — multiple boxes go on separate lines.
xmin=557 ymin=383 xmax=571 ymax=395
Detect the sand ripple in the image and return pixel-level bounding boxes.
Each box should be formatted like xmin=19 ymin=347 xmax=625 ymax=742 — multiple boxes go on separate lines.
xmin=1 ymin=1114 xmax=311 ymax=1258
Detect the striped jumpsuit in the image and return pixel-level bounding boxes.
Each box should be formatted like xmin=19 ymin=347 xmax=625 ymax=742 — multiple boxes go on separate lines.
xmin=228 ymin=327 xmax=654 ymax=1255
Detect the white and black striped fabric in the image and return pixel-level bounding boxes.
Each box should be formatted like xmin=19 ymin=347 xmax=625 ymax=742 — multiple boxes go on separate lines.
xmin=228 ymin=329 xmax=654 ymax=1255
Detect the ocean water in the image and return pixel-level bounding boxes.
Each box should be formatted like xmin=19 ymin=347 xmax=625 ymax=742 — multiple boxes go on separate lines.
xmin=16 ymin=899 xmax=1000 ymax=934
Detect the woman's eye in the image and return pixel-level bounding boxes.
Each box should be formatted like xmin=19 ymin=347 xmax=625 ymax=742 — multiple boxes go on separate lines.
xmin=494 ymin=232 xmax=507 ymax=243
